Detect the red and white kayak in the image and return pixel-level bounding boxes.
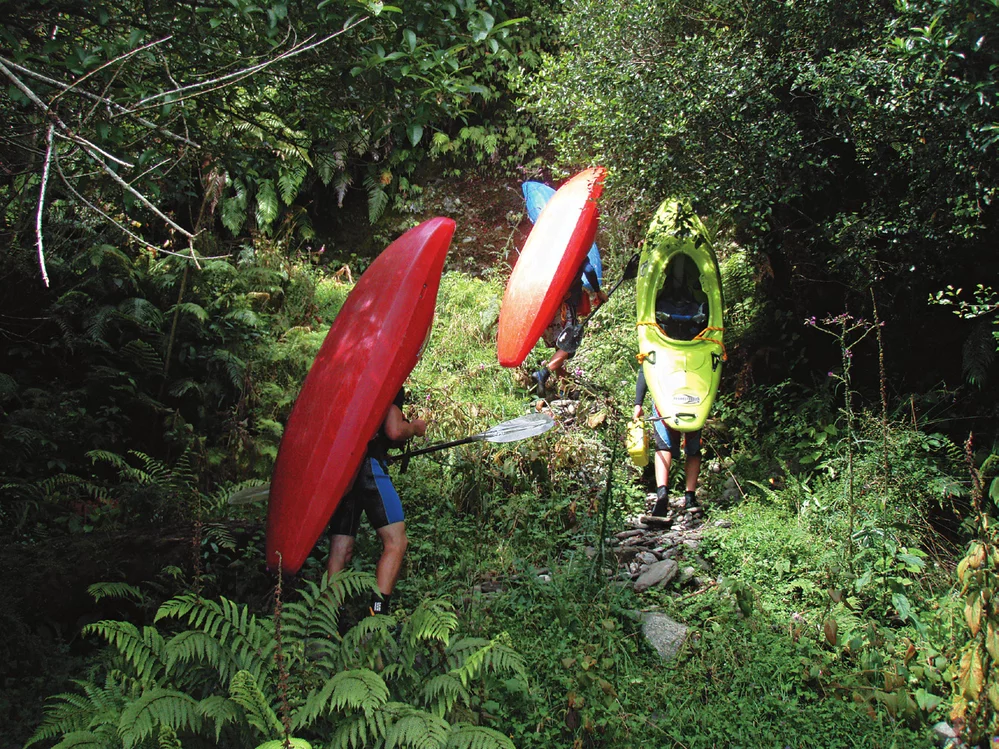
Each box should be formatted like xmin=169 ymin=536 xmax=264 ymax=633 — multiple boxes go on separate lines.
xmin=266 ymin=217 xmax=455 ymax=574
xmin=497 ymin=167 xmax=606 ymax=367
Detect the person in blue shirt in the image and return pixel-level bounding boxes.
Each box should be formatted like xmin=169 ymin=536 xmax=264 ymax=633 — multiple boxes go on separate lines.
xmin=532 ymin=260 xmax=608 ymax=393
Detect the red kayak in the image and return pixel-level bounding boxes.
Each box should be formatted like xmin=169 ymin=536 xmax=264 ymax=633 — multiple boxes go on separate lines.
xmin=497 ymin=167 xmax=605 ymax=367
xmin=266 ymin=217 xmax=455 ymax=574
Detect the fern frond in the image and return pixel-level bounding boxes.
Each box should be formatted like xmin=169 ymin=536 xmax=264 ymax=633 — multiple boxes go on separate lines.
xmin=382 ymin=704 xmax=449 ymax=749
xmin=256 ymin=179 xmax=279 ymax=232
xmin=212 ymin=350 xmax=246 ymax=390
xmin=85 ymin=305 xmax=119 ymax=343
xmin=278 ymin=163 xmax=308 ymax=205
xmin=27 ymin=674 xmax=130 ymax=746
xmin=445 ymin=723 xmax=515 ymax=749
xmin=222 ymin=181 xmax=248 ymax=235
xmin=172 ymin=302 xmax=209 ymax=324
xmin=447 ymin=638 xmax=526 ymax=687
xmin=420 ymin=674 xmax=469 ymax=718
xmin=324 ymin=669 xmax=390 ymax=717
xmin=121 ymin=339 xmax=165 ymax=375
xmin=49 ymin=729 xmax=114 ymax=749
xmin=403 ymin=599 xmax=458 ymax=647
xmin=329 ymin=711 xmax=387 ymax=749
xmin=84 ymin=621 xmax=167 ymax=684
xmin=197 ymin=694 xmax=243 ymax=742
xmin=157 ymin=594 xmax=275 ymax=679
xmin=228 ymin=669 xmax=284 ymax=738
xmin=363 ymin=173 xmax=389 ymax=224
xmin=117 ymin=688 xmax=202 ymax=749
xmin=117 ymin=297 xmax=165 ymax=330
xmin=88 ymin=582 xmax=146 ymax=605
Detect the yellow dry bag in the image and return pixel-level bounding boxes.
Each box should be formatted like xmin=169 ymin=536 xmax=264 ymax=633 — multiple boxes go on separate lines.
xmin=627 ymin=419 xmax=649 ymax=467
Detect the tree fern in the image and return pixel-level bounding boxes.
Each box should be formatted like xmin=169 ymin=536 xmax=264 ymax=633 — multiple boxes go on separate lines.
xmin=117 ymin=688 xmax=202 ymax=749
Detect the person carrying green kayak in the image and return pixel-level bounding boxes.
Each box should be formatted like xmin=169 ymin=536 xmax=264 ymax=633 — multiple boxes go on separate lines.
xmin=326 ymin=386 xmax=427 ymax=617
xmin=634 ymin=368 xmax=702 ymax=520
xmin=634 ymin=255 xmax=708 ymax=520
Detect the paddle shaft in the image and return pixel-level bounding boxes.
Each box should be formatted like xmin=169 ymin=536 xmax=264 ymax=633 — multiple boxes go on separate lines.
xmin=579 ymin=252 xmax=639 ymax=330
xmin=386 ymin=434 xmax=483 ymax=462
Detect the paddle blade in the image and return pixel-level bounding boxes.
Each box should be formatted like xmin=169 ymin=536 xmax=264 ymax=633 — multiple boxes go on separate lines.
xmin=228 ymin=483 xmax=271 ymax=505
xmin=481 ymin=412 xmax=555 ymax=443
xmin=622 ymin=252 xmax=640 ymax=281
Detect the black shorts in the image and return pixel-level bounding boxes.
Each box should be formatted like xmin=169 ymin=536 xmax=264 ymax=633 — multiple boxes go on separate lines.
xmin=328 ymin=457 xmax=404 ymax=537
xmin=651 ymin=404 xmax=701 ymax=457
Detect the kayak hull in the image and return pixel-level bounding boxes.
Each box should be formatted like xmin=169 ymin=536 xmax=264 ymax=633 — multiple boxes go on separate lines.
xmin=636 ymin=200 xmax=724 ymax=432
xmin=522 ymin=181 xmax=603 ymax=291
xmin=498 ymin=167 xmax=606 ymax=367
xmin=265 ymin=217 xmax=454 ymax=573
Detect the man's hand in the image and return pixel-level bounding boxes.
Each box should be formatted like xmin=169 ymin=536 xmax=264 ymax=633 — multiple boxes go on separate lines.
xmin=633 ymin=404 xmax=643 ymax=420
xmin=594 ymin=290 xmax=609 ymax=307
xmin=410 ymin=418 xmax=427 ymax=438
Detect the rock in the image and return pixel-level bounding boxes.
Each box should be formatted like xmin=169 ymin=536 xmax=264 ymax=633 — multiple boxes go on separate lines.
xmin=634 ymin=559 xmax=679 ymax=592
xmin=713 ymin=519 xmax=733 ymax=528
xmin=616 ymin=529 xmax=644 ymax=540
xmin=584 ymin=546 xmax=598 ymax=560
xmin=640 ymin=612 xmax=688 ymax=661
xmin=537 ymin=574 xmax=552 ymax=583
xmin=679 ymin=566 xmax=697 ymax=585
xmin=682 ymin=539 xmax=701 ymax=551
xmin=637 ymin=551 xmax=658 ymax=566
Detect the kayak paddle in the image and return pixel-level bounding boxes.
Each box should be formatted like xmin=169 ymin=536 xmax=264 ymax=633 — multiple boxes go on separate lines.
xmin=227 ymin=412 xmax=556 ymax=503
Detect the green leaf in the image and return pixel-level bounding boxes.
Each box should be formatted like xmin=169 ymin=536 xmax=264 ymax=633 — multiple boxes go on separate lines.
xmin=892 ymin=593 xmax=912 ymax=622
xmin=407 ymin=123 xmax=424 ymax=148
xmin=255 ymin=180 xmax=279 ymax=232
xmin=403 ymin=29 xmax=417 ymax=53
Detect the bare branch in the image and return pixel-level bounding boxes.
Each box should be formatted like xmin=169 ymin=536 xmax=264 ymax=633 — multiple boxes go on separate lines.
xmin=36 ymin=124 xmax=55 ymax=288
xmin=81 ymin=144 xmax=195 ymax=239
xmin=129 ymin=18 xmax=369 ymax=113
xmin=53 ymin=151 xmax=228 ymax=263
xmin=0 ymin=56 xmax=200 ymax=148
xmin=0 ymin=58 xmax=136 ymax=168
xmin=49 ymin=36 xmax=173 ymax=108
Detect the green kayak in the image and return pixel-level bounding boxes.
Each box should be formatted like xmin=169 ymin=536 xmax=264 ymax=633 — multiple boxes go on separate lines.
xmin=636 ymin=199 xmax=725 ymax=432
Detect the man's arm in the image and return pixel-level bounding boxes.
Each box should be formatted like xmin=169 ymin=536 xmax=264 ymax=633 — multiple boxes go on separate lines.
xmin=383 ymin=404 xmax=426 ymax=443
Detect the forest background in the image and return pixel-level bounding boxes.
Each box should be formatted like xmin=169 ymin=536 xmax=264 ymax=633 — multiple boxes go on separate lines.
xmin=2 ymin=0 xmax=999 ymax=747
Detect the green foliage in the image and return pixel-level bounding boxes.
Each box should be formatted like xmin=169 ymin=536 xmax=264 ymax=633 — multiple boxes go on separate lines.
xmin=31 ymin=572 xmax=524 ymax=748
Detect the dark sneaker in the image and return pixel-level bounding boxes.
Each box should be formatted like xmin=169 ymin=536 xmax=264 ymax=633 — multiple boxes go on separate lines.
xmin=531 ymin=369 xmax=550 ymax=394
xmin=683 ymin=490 xmax=702 ymax=514
xmin=651 ymin=497 xmax=671 ymax=517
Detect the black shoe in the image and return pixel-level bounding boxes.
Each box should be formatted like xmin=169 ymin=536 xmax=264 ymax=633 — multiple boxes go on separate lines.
xmin=650 ymin=497 xmax=671 ymax=517
xmin=683 ymin=490 xmax=701 ymax=512
xmin=531 ymin=369 xmax=550 ymax=394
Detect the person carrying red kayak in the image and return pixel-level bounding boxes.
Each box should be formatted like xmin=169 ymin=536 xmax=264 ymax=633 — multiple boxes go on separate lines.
xmin=532 ymin=259 xmax=609 ymax=393
xmin=326 ymin=387 xmax=426 ymax=617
